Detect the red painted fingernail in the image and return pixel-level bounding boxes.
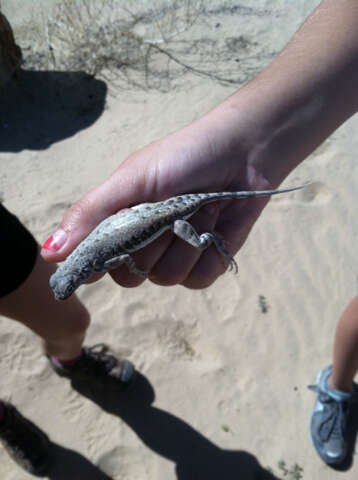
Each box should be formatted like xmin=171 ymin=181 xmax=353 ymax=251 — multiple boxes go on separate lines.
xmin=42 ymin=229 xmax=67 ymax=252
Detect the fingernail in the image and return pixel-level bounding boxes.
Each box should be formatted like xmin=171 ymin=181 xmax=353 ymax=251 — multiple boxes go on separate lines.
xmin=42 ymin=229 xmax=67 ymax=252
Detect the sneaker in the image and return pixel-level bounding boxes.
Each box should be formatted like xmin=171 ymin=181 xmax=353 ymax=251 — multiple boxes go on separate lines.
xmin=0 ymin=403 xmax=52 ymax=475
xmin=48 ymin=343 xmax=136 ymax=390
xmin=309 ymin=366 xmax=356 ymax=465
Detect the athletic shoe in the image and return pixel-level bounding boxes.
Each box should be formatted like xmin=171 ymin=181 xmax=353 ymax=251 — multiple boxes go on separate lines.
xmin=309 ymin=366 xmax=356 ymax=465
xmin=48 ymin=343 xmax=136 ymax=389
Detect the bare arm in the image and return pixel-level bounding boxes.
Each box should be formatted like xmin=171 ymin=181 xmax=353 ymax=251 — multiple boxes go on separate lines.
xmin=207 ymin=0 xmax=358 ymax=187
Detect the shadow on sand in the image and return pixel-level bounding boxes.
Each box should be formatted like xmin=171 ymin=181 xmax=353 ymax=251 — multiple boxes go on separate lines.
xmin=12 ymin=371 xmax=283 ymax=480
xmin=33 ymin=375 xmax=358 ymax=478
xmin=0 ymin=69 xmax=107 ymax=153
xmin=64 ymin=372 xmax=281 ymax=480
xmin=46 ymin=443 xmax=112 ymax=480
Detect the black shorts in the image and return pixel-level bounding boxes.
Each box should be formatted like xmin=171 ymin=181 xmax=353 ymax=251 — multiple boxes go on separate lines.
xmin=0 ymin=204 xmax=38 ymax=297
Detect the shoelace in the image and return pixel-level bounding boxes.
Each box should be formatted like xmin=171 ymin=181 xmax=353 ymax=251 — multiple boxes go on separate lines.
xmin=82 ymin=343 xmax=118 ymax=374
xmin=309 ymin=385 xmax=350 ymax=441
xmin=324 ymin=396 xmax=349 ymax=441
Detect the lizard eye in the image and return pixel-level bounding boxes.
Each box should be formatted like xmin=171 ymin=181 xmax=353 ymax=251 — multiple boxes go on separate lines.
xmin=65 ymin=284 xmax=74 ymax=297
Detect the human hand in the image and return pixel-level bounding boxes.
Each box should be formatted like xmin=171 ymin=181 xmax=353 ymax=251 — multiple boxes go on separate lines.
xmin=41 ymin=112 xmax=274 ymax=289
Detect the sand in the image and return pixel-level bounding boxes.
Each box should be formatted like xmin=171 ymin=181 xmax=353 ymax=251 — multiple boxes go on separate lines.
xmin=1 ymin=1 xmax=358 ymax=478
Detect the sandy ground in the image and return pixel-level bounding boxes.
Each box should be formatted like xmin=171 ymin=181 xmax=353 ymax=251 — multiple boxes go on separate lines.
xmin=2 ymin=1 xmax=358 ymax=479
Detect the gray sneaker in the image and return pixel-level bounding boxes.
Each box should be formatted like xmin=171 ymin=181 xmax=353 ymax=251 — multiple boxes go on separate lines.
xmin=309 ymin=366 xmax=356 ymax=465
xmin=48 ymin=343 xmax=136 ymax=390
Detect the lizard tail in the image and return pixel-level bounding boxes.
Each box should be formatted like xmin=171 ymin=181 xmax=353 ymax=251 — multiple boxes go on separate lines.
xmin=199 ymin=184 xmax=307 ymax=204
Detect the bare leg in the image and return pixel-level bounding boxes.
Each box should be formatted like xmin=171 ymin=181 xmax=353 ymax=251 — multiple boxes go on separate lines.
xmin=329 ymin=295 xmax=358 ymax=393
xmin=0 ymin=249 xmax=89 ymax=361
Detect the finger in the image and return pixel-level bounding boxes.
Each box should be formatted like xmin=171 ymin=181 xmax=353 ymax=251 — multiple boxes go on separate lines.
xmin=149 ymin=203 xmax=220 ymax=286
xmin=182 ymin=246 xmax=227 ymax=289
xmin=109 ymin=231 xmax=175 ymax=288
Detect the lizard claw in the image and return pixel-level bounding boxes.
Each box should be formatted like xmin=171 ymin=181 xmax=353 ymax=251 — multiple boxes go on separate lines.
xmin=221 ymin=255 xmax=238 ymax=274
xmin=214 ymin=234 xmax=238 ymax=274
xmin=228 ymin=257 xmax=238 ymax=274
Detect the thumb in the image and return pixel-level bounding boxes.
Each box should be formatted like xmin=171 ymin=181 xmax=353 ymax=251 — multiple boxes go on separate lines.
xmin=41 ymin=161 xmax=151 ymax=263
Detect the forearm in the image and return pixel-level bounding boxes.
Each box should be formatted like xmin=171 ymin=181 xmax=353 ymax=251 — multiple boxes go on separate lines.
xmin=203 ymin=0 xmax=358 ymax=187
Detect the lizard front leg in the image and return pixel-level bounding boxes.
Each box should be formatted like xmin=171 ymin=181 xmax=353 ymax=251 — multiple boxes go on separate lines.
xmin=103 ymin=254 xmax=148 ymax=277
xmin=172 ymin=220 xmax=238 ymax=273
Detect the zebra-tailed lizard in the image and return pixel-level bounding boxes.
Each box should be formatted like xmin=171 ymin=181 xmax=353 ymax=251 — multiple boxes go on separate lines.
xmin=50 ymin=185 xmax=304 ymax=300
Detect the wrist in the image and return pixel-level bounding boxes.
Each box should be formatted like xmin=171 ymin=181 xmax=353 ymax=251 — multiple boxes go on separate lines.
xmin=201 ymin=84 xmax=302 ymax=189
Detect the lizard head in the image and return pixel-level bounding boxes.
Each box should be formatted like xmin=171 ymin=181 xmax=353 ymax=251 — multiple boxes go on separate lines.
xmin=49 ymin=271 xmax=77 ymax=301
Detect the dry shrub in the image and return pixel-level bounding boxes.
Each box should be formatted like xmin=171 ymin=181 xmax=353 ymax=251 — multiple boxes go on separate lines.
xmin=43 ymin=0 xmax=238 ymax=90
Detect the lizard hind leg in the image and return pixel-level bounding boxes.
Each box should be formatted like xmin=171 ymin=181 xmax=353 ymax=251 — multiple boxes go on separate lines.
xmin=209 ymin=232 xmax=238 ymax=274
xmin=103 ymin=254 xmax=148 ymax=277
xmin=173 ymin=220 xmax=238 ymax=274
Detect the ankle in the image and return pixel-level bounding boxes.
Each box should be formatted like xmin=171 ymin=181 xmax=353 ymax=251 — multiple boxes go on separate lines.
xmin=51 ymin=351 xmax=82 ymax=368
xmin=44 ymin=344 xmax=83 ymax=363
xmin=43 ymin=334 xmax=86 ymax=362
xmin=328 ymin=376 xmax=353 ymax=394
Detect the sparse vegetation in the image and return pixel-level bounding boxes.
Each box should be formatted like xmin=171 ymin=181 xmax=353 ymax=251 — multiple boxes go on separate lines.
xmin=30 ymin=0 xmax=237 ymax=91
xmin=17 ymin=0 xmax=272 ymax=92
xmin=258 ymin=294 xmax=269 ymax=313
xmin=266 ymin=460 xmax=304 ymax=479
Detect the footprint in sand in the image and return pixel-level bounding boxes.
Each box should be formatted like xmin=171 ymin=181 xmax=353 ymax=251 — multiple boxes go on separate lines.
xmin=158 ymin=320 xmax=197 ymax=360
xmin=61 ymin=389 xmax=85 ymax=419
xmin=123 ymin=301 xmax=147 ymax=323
